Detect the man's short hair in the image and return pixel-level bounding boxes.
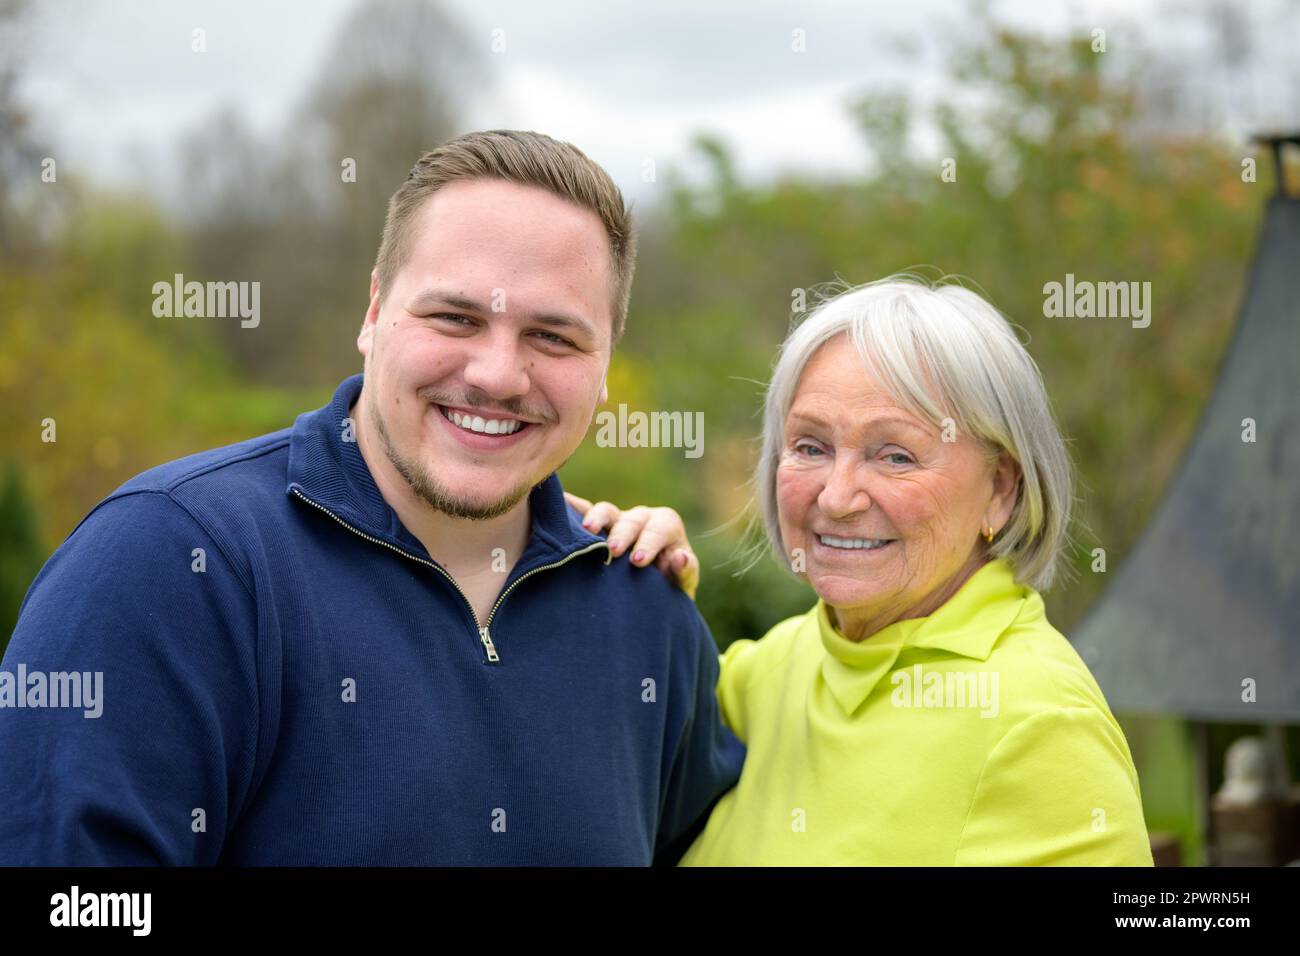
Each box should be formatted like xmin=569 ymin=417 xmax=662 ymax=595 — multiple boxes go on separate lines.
xmin=374 ymin=129 xmax=637 ymax=343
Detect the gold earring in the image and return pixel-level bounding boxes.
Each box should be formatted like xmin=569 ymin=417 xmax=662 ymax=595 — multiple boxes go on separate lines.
xmin=983 ymin=526 xmax=994 ymax=543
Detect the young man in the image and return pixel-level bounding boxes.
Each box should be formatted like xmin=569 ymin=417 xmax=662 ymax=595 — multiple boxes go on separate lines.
xmin=0 ymin=130 xmax=743 ymax=865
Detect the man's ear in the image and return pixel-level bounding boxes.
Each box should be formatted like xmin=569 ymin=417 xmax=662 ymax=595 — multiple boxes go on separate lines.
xmin=358 ymin=269 xmax=382 ymax=359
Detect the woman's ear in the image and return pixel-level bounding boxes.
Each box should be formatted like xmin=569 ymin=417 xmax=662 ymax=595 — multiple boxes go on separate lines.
xmin=989 ymin=453 xmax=1021 ymax=532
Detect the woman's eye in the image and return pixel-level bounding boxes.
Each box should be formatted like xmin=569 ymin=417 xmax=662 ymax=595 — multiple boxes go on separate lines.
xmin=884 ymin=452 xmax=914 ymax=465
xmin=794 ymin=442 xmax=824 ymax=457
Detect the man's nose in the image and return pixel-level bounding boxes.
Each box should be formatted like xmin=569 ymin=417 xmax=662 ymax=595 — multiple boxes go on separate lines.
xmin=461 ymin=332 xmax=530 ymax=401
xmin=817 ymin=456 xmax=872 ymax=519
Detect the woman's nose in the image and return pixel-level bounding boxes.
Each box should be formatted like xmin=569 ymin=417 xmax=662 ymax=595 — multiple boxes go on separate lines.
xmin=817 ymin=458 xmax=872 ymax=519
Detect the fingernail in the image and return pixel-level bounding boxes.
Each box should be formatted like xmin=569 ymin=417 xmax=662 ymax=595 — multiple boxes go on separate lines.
xmin=632 ymin=550 xmax=645 ymax=565
xmin=608 ymin=540 xmax=620 ymax=552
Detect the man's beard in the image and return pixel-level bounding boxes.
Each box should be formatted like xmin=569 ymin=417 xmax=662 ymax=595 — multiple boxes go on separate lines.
xmin=370 ymin=400 xmax=535 ymax=521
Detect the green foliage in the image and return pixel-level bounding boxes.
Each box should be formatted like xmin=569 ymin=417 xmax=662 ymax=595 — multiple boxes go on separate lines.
xmin=0 ymin=198 xmax=323 ymax=556
xmin=1119 ymin=714 xmax=1203 ymax=865
xmin=1 ymin=7 xmax=1272 ymax=860
xmin=692 ymin=531 xmax=814 ymax=652
xmin=624 ymin=14 xmax=1263 ymax=640
xmin=3 ymin=16 xmax=1264 ymax=656
xmin=0 ymin=461 xmax=43 ymax=655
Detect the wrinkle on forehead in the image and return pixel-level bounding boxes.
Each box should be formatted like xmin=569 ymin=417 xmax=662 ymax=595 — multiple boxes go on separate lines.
xmin=792 ymin=335 xmax=959 ymax=439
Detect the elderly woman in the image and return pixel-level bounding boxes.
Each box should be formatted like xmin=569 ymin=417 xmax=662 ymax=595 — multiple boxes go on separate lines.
xmin=572 ymin=275 xmax=1153 ymax=866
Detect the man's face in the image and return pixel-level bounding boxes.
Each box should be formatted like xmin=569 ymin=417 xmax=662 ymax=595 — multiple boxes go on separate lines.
xmin=357 ymin=178 xmax=614 ymax=520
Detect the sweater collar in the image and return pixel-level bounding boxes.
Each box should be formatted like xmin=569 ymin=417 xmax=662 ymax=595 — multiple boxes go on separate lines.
xmin=285 ymin=373 xmax=610 ymax=568
xmin=817 ymin=558 xmax=1030 ymax=716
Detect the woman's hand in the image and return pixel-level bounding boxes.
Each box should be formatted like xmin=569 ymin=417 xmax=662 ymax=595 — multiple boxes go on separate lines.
xmin=564 ymin=492 xmax=700 ymax=600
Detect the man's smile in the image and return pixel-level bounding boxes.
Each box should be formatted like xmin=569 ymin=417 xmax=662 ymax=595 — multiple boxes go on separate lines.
xmin=433 ymin=402 xmax=537 ymax=449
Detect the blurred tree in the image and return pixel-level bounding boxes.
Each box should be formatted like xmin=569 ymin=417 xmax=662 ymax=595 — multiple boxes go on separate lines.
xmin=176 ymin=0 xmax=484 ymax=385
xmin=0 ymin=196 xmax=321 ymax=553
xmin=604 ymin=8 xmax=1262 ymax=641
xmin=0 ymin=0 xmax=45 ymax=266
xmin=1 ymin=0 xmax=1286 ymax=866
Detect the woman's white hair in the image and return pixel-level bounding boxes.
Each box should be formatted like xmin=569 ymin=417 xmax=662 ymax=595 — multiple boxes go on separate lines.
xmin=755 ymin=272 xmax=1075 ymax=592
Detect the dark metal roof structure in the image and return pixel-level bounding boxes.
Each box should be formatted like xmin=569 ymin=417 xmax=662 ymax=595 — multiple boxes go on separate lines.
xmin=1070 ymin=136 xmax=1300 ymax=721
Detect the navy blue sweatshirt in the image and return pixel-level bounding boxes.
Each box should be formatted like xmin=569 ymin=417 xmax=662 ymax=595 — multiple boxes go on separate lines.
xmin=0 ymin=374 xmax=744 ymax=865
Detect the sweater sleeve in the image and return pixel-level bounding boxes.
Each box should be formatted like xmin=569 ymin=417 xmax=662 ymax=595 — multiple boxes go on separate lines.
xmin=954 ymin=706 xmax=1154 ymax=866
xmin=652 ymin=606 xmax=746 ymax=865
xmin=0 ymin=491 xmax=262 ymax=865
xmin=715 ymin=638 xmax=759 ymax=742
xmin=715 ymin=615 xmax=803 ymax=743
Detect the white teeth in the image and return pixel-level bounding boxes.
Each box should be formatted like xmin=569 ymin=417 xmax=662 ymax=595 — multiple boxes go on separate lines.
xmin=442 ymin=407 xmax=523 ymax=435
xmin=819 ymin=535 xmax=891 ymax=551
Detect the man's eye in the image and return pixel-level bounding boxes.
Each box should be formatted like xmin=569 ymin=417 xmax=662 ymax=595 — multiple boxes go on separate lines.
xmin=431 ymin=313 xmax=474 ymax=326
xmin=534 ymin=331 xmax=575 ymax=347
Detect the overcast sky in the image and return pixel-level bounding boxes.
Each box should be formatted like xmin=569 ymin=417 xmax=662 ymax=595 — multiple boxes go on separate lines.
xmin=15 ymin=0 xmax=1300 ymax=207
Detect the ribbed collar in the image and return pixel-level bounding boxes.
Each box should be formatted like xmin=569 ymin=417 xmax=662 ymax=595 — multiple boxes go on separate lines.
xmin=285 ymin=374 xmax=610 ymax=571
xmin=817 ymin=558 xmax=1030 ymax=716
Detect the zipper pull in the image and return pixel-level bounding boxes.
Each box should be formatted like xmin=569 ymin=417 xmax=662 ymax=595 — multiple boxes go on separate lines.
xmin=479 ymin=625 xmax=501 ymax=663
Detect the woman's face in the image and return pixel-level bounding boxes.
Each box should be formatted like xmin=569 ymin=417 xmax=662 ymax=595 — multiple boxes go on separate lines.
xmin=775 ymin=334 xmax=1019 ymax=639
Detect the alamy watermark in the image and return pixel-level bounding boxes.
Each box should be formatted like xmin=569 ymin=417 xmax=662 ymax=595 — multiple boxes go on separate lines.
xmin=0 ymin=665 xmax=103 ymax=718
xmin=594 ymin=404 xmax=704 ymax=459
xmin=1042 ymin=274 xmax=1151 ymax=328
xmin=890 ymin=664 xmax=999 ymax=718
xmin=152 ymin=273 xmax=260 ymax=328
xmin=50 ymin=886 xmax=150 ymax=936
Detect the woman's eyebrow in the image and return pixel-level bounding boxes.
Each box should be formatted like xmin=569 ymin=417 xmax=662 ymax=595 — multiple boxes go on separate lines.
xmin=788 ymin=410 xmax=931 ymax=436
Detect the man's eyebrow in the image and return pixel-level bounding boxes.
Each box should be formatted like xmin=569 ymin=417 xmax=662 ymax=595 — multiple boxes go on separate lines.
xmin=787 ymin=409 xmax=933 ymax=436
xmin=407 ymin=290 xmax=484 ymax=314
xmin=406 ymin=289 xmax=599 ymax=341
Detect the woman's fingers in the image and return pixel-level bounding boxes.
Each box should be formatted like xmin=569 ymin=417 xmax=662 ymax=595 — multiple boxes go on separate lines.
xmin=563 ymin=491 xmax=593 ymax=516
xmin=564 ymin=497 xmax=697 ymax=596
xmin=577 ymin=500 xmax=623 ymax=534
xmin=655 ymin=547 xmax=699 ymax=600
xmin=624 ymin=507 xmax=689 ymax=566
xmin=606 ymin=506 xmax=653 ymax=558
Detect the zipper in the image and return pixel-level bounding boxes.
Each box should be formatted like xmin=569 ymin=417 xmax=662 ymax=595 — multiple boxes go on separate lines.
xmin=290 ymin=487 xmax=489 ymax=653
xmin=482 ymin=540 xmax=611 ymax=636
xmin=291 ymin=486 xmax=608 ymax=664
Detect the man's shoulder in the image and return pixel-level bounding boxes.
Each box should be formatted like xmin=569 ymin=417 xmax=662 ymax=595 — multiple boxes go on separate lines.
xmin=587 ymin=549 xmax=700 ymax=615
xmin=555 ymin=544 xmax=716 ymax=657
xmin=112 ymin=427 xmax=293 ymax=499
xmin=80 ymin=427 xmax=295 ymax=545
xmin=42 ymin=427 xmax=297 ymax=601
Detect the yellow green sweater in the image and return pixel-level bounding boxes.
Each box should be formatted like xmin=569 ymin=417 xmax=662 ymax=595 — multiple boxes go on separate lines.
xmin=681 ymin=558 xmax=1154 ymax=866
